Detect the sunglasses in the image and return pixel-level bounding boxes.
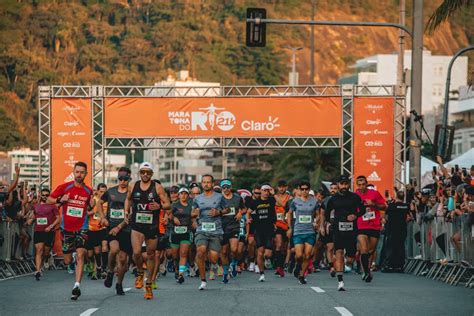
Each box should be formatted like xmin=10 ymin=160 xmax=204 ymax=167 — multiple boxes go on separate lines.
xmin=118 ymin=176 xmax=130 ymax=181
xmin=300 ymin=187 xmax=310 ymax=191
xmin=41 ymin=194 xmax=49 ymax=197
xmin=140 ymin=170 xmax=152 ymax=175
xmin=222 ymin=185 xmax=231 ymax=189
xmin=253 ymin=191 xmax=261 ymax=195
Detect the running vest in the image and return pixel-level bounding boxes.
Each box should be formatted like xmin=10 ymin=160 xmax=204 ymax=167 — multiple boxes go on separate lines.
xmin=130 ymin=181 xmax=160 ymax=226
xmin=275 ymin=194 xmax=290 ymax=230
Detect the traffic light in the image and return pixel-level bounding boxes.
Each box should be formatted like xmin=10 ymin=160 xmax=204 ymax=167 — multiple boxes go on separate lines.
xmin=246 ymin=8 xmax=266 ymax=47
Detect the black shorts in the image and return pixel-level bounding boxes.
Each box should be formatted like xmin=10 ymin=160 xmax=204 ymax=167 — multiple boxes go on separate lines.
xmin=170 ymin=232 xmax=193 ymax=248
xmin=275 ymin=227 xmax=288 ymax=242
xmin=238 ymin=235 xmax=246 ymax=243
xmin=255 ymin=229 xmax=274 ymax=250
xmin=61 ymin=229 xmax=88 ymax=254
xmin=221 ymin=229 xmax=240 ymax=245
xmin=249 ymin=223 xmax=256 ymax=235
xmin=157 ymin=234 xmax=169 ymax=251
xmin=131 ymin=224 xmax=158 ymax=240
xmin=318 ymin=230 xmax=334 ymax=244
xmin=34 ymin=231 xmax=55 ymax=248
xmin=107 ymin=229 xmax=132 ymax=255
xmin=86 ymin=229 xmax=108 ymax=250
xmin=333 ymin=229 xmax=357 ymax=257
xmin=357 ymin=229 xmax=381 ymax=239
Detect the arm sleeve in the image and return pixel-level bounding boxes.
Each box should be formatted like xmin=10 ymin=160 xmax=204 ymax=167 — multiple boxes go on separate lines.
xmin=355 ymin=195 xmax=366 ymax=218
xmin=325 ymin=198 xmax=333 ymax=222
xmin=50 ymin=184 xmax=64 ymax=199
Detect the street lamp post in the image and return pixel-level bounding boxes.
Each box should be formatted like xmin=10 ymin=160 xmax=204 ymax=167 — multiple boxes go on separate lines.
xmin=283 ymin=46 xmax=303 ymax=86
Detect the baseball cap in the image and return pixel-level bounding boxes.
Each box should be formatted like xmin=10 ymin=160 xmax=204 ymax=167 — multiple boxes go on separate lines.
xmin=220 ymin=179 xmax=232 ymax=187
xmin=178 ymin=187 xmax=189 ymax=194
xmin=170 ymin=185 xmax=179 ymax=193
xmin=261 ymin=184 xmax=272 ymax=191
xmin=338 ymin=175 xmax=350 ymax=183
xmin=189 ymin=182 xmax=199 ymax=189
xmin=421 ymin=188 xmax=432 ymax=196
xmin=277 ymin=179 xmax=288 ymax=186
xmin=139 ymin=162 xmax=153 ymax=171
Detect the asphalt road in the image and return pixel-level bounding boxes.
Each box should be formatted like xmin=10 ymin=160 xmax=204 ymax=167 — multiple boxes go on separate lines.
xmin=0 ymin=268 xmax=473 ymax=316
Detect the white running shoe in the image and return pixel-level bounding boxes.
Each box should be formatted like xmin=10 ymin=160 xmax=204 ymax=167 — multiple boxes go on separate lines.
xmin=189 ymin=265 xmax=196 ymax=277
xmin=338 ymin=281 xmax=345 ymax=291
xmin=264 ymin=258 xmax=271 ymax=269
xmin=259 ymin=274 xmax=265 ymax=282
xmin=255 ymin=265 xmax=260 ymax=274
xmin=199 ymin=281 xmax=207 ymax=290
xmin=248 ymin=262 xmax=255 ymax=272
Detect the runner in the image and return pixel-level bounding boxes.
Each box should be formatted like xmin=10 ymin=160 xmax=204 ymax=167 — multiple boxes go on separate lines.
xmin=98 ymin=167 xmax=132 ymax=295
xmin=125 ymin=162 xmax=170 ymax=300
xmin=86 ymin=183 xmax=108 ymax=280
xmin=248 ymin=184 xmax=276 ymax=282
xmin=170 ymin=187 xmax=193 ymax=284
xmin=273 ymin=180 xmax=291 ymax=277
xmin=47 ymin=162 xmax=93 ymax=300
xmin=244 ymin=184 xmax=261 ymax=273
xmin=287 ymin=181 xmax=320 ymax=284
xmin=219 ymin=179 xmax=246 ymax=283
xmin=28 ymin=188 xmax=59 ymax=281
xmin=324 ymin=175 xmax=365 ymax=291
xmin=355 ymin=175 xmax=387 ymax=282
xmin=318 ymin=182 xmax=338 ymax=277
xmin=191 ymin=174 xmax=229 ymax=290
xmin=187 ymin=182 xmax=200 ymax=277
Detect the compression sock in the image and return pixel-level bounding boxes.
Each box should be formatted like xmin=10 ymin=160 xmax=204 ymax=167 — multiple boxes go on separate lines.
xmin=102 ymin=251 xmax=108 ymax=270
xmin=361 ymin=253 xmax=369 ymax=274
xmin=337 ymin=272 xmax=343 ymax=282
xmin=223 ymin=264 xmax=229 ymax=275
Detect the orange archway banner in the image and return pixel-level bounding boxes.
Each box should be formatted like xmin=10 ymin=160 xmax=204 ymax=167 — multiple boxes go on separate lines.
xmin=353 ymin=97 xmax=395 ymax=196
xmin=104 ymin=97 xmax=342 ymax=138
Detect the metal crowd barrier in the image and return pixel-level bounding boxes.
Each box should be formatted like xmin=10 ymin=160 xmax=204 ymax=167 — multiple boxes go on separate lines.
xmin=0 ymin=221 xmax=37 ymax=280
xmin=404 ymin=214 xmax=473 ymax=288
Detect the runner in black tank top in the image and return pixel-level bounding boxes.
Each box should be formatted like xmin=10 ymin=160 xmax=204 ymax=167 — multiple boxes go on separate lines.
xmin=124 ymin=162 xmax=170 ymax=300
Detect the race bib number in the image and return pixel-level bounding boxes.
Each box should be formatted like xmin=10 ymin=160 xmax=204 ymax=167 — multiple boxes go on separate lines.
xmin=93 ymin=212 xmax=101 ymax=220
xmin=277 ymin=213 xmax=284 ymax=221
xmin=174 ymin=226 xmax=188 ymax=234
xmin=36 ymin=217 xmax=48 ymax=225
xmin=202 ymin=222 xmax=216 ymax=232
xmin=363 ymin=211 xmax=376 ymax=221
xmin=225 ymin=207 xmax=236 ymax=216
xmin=338 ymin=222 xmax=353 ymax=231
xmin=110 ymin=209 xmax=125 ymax=219
xmin=136 ymin=212 xmax=153 ymax=224
xmin=66 ymin=206 xmax=83 ymax=218
xmin=298 ymin=215 xmax=312 ymax=224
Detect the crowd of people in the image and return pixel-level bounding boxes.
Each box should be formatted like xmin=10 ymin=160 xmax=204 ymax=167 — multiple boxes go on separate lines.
xmin=0 ymin=157 xmax=473 ymax=301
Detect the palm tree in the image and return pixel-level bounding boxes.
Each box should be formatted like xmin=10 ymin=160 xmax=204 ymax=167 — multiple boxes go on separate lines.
xmin=426 ymin=0 xmax=472 ymax=32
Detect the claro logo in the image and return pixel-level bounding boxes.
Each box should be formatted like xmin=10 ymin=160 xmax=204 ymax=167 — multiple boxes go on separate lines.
xmin=168 ymin=104 xmax=281 ymax=132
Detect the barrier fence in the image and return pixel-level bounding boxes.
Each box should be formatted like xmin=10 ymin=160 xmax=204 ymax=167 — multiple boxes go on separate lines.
xmin=404 ymin=214 xmax=473 ymax=288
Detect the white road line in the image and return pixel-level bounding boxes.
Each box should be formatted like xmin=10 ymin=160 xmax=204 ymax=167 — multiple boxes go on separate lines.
xmin=124 ymin=288 xmax=131 ymax=292
xmin=311 ymin=286 xmax=325 ymax=293
xmin=334 ymin=307 xmax=353 ymax=316
xmin=79 ymin=308 xmax=98 ymax=316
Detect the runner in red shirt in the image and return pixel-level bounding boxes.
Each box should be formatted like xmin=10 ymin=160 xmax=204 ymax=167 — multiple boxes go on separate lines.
xmin=355 ymin=175 xmax=387 ymax=283
xmin=28 ymin=188 xmax=60 ymax=281
xmin=48 ymin=162 xmax=93 ymax=301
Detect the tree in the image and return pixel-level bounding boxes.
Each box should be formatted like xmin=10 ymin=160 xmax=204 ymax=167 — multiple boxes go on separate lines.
xmin=426 ymin=0 xmax=472 ymax=32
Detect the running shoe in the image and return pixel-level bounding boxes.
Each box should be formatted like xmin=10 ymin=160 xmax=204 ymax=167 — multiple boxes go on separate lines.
xmin=248 ymin=262 xmax=255 ymax=272
xmin=275 ymin=267 xmax=285 ymax=278
xmin=151 ymin=281 xmax=158 ymax=290
xmin=344 ymin=265 xmax=352 ymax=273
xmin=255 ymin=265 xmax=260 ymax=274
xmin=67 ymin=263 xmax=75 ymax=274
xmin=283 ymin=263 xmax=289 ymax=272
xmin=217 ymin=265 xmax=224 ymax=277
xmin=71 ymin=286 xmax=81 ymax=300
xmin=209 ymin=269 xmax=216 ymax=280
xmin=230 ymin=262 xmax=238 ymax=278
xmin=116 ymin=283 xmax=125 ymax=295
xmin=135 ymin=272 xmax=144 ymax=289
xmin=330 ymin=269 xmax=336 ymax=278
xmin=35 ymin=272 xmax=41 ymax=281
xmin=104 ymin=272 xmax=114 ymax=288
xmin=362 ymin=272 xmax=368 ymax=281
xmin=259 ymin=274 xmax=265 ymax=282
xmin=298 ymin=276 xmax=307 ymax=284
xmin=167 ymin=260 xmax=174 ymax=273
xmin=199 ymin=281 xmax=207 ymax=290
xmin=365 ymin=273 xmax=373 ymax=283
xmin=337 ymin=281 xmax=345 ymax=291
xmin=144 ymin=284 xmax=153 ymax=300
xmin=264 ymin=258 xmax=272 ymax=269
xmin=178 ymin=274 xmax=185 ymax=284
xmin=91 ymin=271 xmax=98 ymax=280
xmin=222 ymin=274 xmax=229 ymax=284
xmin=189 ymin=265 xmax=196 ymax=277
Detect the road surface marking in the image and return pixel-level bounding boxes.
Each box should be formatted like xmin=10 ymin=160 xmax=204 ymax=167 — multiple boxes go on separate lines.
xmin=311 ymin=286 xmax=325 ymax=293
xmin=335 ymin=307 xmax=353 ymax=316
xmin=80 ymin=308 xmax=98 ymax=316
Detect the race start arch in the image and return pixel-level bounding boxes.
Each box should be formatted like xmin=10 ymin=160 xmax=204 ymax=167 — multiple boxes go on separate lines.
xmin=38 ymin=84 xmax=406 ymax=195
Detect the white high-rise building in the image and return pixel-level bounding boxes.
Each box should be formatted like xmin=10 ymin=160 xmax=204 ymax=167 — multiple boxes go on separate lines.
xmin=450 ymin=86 xmax=474 ymax=158
xmin=7 ymin=148 xmax=47 ymax=187
xmin=339 ymin=50 xmax=468 ymax=139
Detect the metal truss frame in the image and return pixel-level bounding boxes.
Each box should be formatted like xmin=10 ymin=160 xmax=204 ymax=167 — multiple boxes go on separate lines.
xmin=39 ymin=85 xmax=405 ymax=190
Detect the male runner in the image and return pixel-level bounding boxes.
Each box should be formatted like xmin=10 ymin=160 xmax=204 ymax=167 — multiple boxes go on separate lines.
xmin=324 ymin=175 xmax=365 ymax=291
xmin=273 ymin=180 xmax=291 ymax=277
xmin=248 ymin=184 xmax=276 ymax=282
xmin=245 ymin=184 xmax=261 ymax=272
xmin=318 ymin=182 xmax=338 ymax=277
xmin=98 ymin=167 xmax=133 ymax=295
xmin=192 ymin=174 xmax=228 ymax=290
xmin=220 ymin=179 xmax=246 ymax=283
xmin=29 ymin=188 xmax=59 ymax=281
xmin=287 ymin=181 xmax=319 ymax=284
xmin=355 ymin=175 xmax=386 ymax=282
xmin=48 ymin=162 xmax=93 ymax=300
xmin=125 ymin=162 xmax=170 ymax=300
